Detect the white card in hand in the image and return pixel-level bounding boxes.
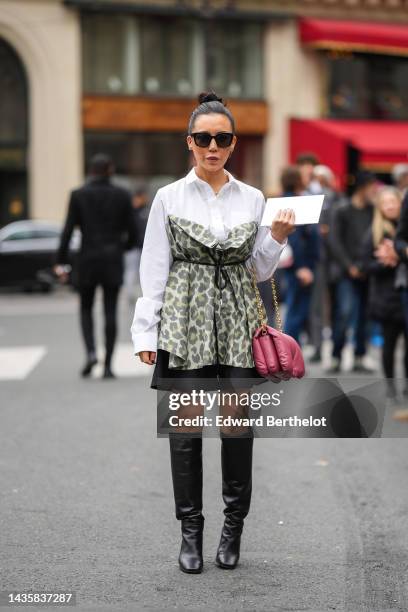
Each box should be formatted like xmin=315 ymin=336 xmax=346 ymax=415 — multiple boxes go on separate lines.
xmin=261 ymin=195 xmax=325 ymax=226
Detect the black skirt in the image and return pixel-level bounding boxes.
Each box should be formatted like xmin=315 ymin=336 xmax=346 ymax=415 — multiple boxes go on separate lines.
xmin=150 ymin=348 xmax=265 ymax=392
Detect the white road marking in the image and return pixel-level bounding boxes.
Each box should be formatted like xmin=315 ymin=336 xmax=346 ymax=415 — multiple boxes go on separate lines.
xmin=0 ymin=343 xmax=151 ymax=381
xmin=0 ymin=346 xmax=47 ymax=380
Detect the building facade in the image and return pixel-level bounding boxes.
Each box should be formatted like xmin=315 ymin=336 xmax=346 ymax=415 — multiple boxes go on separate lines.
xmin=0 ymin=0 xmax=407 ymax=225
xmin=0 ymin=0 xmax=81 ymax=227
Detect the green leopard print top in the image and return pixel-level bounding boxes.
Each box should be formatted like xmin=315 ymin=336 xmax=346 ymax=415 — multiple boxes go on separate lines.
xmin=157 ymin=214 xmax=260 ymax=370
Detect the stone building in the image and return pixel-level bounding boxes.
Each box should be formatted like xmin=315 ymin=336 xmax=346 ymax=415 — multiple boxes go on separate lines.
xmin=1 ymin=0 xmax=408 ymax=225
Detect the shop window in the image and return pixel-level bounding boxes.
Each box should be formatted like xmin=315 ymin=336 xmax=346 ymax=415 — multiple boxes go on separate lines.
xmin=327 ymin=51 xmax=408 ymax=120
xmin=206 ymin=21 xmax=263 ymax=99
xmin=84 ymin=131 xmax=190 ymax=194
xmin=140 ymin=16 xmax=195 ymax=95
xmin=81 ymin=13 xmax=264 ymax=99
xmin=82 ymin=14 xmax=133 ymax=94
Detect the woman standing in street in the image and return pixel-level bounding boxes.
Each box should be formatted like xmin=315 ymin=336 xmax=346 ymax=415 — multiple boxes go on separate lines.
xmin=130 ymin=91 xmax=295 ymax=573
xmin=361 ymin=186 xmax=408 ymax=400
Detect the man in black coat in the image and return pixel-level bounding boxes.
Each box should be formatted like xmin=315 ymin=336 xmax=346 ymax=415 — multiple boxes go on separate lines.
xmin=54 ymin=154 xmax=137 ymax=378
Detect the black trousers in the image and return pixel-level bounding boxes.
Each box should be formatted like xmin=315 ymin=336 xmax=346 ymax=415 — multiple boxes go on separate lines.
xmin=380 ymin=319 xmax=408 ymax=380
xmin=78 ymin=283 xmax=120 ymax=367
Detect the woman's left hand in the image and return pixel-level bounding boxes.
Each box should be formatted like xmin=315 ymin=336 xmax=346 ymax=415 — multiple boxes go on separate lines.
xmin=270 ymin=209 xmax=296 ymax=244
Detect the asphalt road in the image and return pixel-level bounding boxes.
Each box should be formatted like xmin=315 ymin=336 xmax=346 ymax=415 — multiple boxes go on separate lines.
xmin=1 ymin=287 xmax=408 ymax=612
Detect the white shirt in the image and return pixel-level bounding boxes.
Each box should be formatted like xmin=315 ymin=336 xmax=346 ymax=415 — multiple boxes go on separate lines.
xmin=130 ymin=166 xmax=288 ymax=355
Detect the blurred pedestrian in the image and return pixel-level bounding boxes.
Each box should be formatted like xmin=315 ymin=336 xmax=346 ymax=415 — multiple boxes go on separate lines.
xmin=123 ymin=185 xmax=151 ymax=306
xmin=307 ymin=165 xmax=347 ymax=363
xmin=54 ymin=153 xmax=137 ymax=379
xmin=326 ymin=170 xmax=378 ymax=373
xmin=390 ymin=190 xmax=408 ymax=420
xmin=360 ymin=186 xmax=408 ymax=400
xmin=314 ymin=165 xmax=348 ymax=222
xmin=394 ymin=191 xmax=408 ymax=332
xmin=296 ymin=151 xmax=321 ymax=194
xmin=280 ymin=165 xmax=320 ymax=344
xmin=391 ymin=163 xmax=408 ymax=200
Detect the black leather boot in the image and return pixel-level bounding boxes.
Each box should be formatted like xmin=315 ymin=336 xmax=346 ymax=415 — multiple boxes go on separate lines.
xmin=215 ymin=430 xmax=254 ymax=570
xmin=169 ymin=433 xmax=204 ymax=574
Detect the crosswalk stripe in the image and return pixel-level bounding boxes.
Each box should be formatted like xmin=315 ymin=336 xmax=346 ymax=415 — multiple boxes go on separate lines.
xmin=0 ymin=343 xmax=152 ymax=381
xmin=0 ymin=346 xmax=47 ymax=380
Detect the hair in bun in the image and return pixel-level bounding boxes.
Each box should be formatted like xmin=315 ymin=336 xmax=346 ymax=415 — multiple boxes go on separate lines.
xmin=197 ymin=90 xmax=225 ymax=105
xmin=188 ymin=90 xmax=235 ymax=134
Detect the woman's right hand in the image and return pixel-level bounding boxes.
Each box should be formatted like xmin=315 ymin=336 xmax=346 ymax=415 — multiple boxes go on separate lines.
xmin=270 ymin=209 xmax=296 ymax=244
xmin=138 ymin=351 xmax=156 ymax=365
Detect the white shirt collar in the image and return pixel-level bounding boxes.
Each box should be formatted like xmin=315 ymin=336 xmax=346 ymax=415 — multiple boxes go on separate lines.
xmin=185 ymin=165 xmax=240 ymax=191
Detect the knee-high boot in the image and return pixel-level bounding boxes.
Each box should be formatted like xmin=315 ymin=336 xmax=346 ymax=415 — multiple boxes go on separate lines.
xmin=215 ymin=430 xmax=254 ymax=569
xmin=169 ymin=433 xmax=204 ymax=573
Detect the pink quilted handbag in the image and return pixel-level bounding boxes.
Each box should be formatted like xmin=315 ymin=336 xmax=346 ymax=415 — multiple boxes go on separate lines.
xmin=249 ymin=266 xmax=305 ymax=381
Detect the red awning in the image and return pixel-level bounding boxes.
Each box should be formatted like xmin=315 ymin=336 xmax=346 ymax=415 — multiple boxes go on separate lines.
xmin=299 ymin=18 xmax=408 ymax=56
xmin=289 ymin=118 xmax=408 ymax=189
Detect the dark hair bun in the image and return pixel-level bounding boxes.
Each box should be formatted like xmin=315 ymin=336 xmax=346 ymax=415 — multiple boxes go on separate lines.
xmin=198 ymin=90 xmax=225 ymax=105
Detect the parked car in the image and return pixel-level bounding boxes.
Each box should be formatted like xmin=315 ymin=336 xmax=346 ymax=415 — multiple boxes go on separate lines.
xmin=0 ymin=220 xmax=80 ymax=291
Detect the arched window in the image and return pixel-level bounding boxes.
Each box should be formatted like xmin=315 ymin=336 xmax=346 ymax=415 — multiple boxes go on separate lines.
xmin=0 ymin=38 xmax=28 ymax=226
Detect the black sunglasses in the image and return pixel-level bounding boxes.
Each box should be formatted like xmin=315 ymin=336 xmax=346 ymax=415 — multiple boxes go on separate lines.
xmin=190 ymin=131 xmax=234 ymax=148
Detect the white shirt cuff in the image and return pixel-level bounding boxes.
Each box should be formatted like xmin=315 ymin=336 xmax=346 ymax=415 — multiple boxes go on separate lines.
xmin=131 ymin=330 xmax=158 ymax=355
xmin=263 ymin=232 xmax=288 ymax=251
xmin=130 ymin=295 xmax=163 ymax=355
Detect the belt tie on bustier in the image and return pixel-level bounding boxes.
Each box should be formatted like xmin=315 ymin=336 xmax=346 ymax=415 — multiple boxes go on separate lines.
xmin=172 ymin=254 xmax=247 ymax=290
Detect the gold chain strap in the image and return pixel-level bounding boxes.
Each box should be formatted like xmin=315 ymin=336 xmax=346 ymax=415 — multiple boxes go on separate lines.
xmin=249 ymin=264 xmax=283 ymax=333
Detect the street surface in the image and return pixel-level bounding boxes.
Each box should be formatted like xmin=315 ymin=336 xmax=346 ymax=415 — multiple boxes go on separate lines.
xmin=1 ymin=287 xmax=408 ymax=611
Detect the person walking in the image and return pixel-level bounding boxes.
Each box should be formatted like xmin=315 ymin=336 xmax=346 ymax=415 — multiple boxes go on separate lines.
xmin=54 ymin=153 xmax=137 ymax=379
xmin=130 ymin=91 xmax=295 ymax=573
xmin=326 ymin=170 xmax=378 ymax=374
xmin=360 ymin=186 xmax=408 ymax=400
